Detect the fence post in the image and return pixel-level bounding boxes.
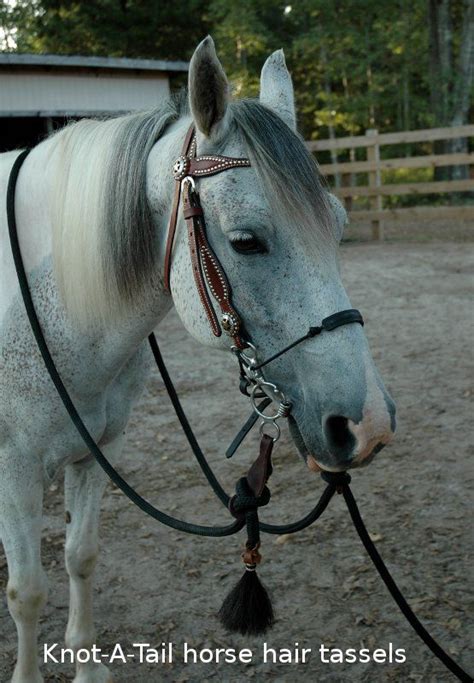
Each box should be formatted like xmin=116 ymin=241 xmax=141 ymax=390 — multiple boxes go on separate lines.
xmin=366 ymin=129 xmax=384 ymax=240
xmin=342 ymin=173 xmax=353 ymax=212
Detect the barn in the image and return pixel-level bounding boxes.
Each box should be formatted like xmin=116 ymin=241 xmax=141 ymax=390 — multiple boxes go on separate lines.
xmin=0 ymin=53 xmax=189 ymax=152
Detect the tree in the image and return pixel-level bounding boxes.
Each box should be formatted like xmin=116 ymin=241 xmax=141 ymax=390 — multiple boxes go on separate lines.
xmin=0 ymin=0 xmax=209 ymax=61
xmin=428 ymin=0 xmax=474 ymax=179
xmin=1 ymin=0 xmax=472 ymax=147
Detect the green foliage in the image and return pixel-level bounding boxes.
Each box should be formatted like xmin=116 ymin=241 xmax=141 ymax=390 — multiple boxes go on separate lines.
xmin=0 ymin=0 xmax=471 ymax=143
xmin=382 ymin=168 xmax=437 ymax=208
xmin=0 ymin=0 xmax=210 ymax=60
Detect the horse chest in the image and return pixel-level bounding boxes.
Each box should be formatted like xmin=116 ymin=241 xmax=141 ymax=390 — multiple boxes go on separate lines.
xmin=0 ymin=289 xmax=150 ymax=477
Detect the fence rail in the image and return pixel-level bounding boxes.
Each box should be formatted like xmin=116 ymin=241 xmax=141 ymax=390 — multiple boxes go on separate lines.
xmin=307 ymin=124 xmax=474 ymax=239
xmin=307 ymin=124 xmax=474 ymax=151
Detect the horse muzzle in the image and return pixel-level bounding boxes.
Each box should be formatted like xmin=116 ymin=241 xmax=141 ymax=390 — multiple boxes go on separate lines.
xmin=288 ymin=398 xmax=396 ymax=472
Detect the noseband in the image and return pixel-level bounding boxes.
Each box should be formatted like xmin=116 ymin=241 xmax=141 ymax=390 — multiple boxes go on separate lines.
xmin=164 ymin=124 xmax=364 ymax=444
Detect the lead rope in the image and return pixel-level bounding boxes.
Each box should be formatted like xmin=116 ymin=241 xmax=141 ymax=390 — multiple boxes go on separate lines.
xmin=7 ymin=149 xmax=472 ymax=681
xmin=340 ymin=485 xmax=472 ymax=682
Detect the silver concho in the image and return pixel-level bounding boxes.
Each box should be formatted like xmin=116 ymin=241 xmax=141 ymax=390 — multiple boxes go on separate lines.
xmin=221 ymin=313 xmax=239 ymax=336
xmin=172 ymin=155 xmax=190 ymax=181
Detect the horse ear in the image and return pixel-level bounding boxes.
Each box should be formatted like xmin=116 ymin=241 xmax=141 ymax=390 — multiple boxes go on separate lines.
xmin=188 ymin=36 xmax=230 ymax=139
xmin=260 ymin=49 xmax=296 ymax=131
xmin=327 ymin=193 xmax=348 ymax=241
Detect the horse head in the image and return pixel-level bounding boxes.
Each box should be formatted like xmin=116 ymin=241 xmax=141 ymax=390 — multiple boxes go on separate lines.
xmin=167 ymin=37 xmax=396 ymax=472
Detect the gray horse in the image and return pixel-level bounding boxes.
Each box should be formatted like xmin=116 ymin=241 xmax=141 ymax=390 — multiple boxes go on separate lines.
xmin=0 ymin=37 xmax=395 ymax=682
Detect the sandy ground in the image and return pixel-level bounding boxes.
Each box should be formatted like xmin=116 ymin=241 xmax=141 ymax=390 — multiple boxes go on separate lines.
xmin=1 ymin=235 xmax=473 ymax=683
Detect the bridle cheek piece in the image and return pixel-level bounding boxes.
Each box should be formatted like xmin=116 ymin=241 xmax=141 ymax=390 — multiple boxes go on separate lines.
xmin=164 ymin=124 xmax=364 ymax=443
xmin=164 ymin=124 xmax=250 ymax=350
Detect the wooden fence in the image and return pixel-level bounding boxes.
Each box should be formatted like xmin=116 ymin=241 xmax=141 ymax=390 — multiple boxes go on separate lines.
xmin=307 ymin=124 xmax=474 ymax=239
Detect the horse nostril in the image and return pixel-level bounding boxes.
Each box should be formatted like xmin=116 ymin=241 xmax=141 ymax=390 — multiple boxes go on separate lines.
xmin=323 ymin=415 xmax=356 ymax=459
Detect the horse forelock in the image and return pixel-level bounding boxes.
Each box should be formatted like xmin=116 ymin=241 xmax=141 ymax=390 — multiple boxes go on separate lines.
xmin=228 ymin=100 xmax=335 ymax=255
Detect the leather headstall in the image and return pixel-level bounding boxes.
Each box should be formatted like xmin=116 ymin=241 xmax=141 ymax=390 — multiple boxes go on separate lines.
xmin=164 ymin=125 xmax=251 ymax=350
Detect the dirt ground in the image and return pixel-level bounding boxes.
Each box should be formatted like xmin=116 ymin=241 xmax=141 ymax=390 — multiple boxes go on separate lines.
xmin=1 ymin=226 xmax=473 ymax=683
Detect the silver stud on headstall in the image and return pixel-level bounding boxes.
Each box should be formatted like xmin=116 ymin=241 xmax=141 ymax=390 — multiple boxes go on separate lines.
xmin=221 ymin=313 xmax=239 ymax=336
xmin=172 ymin=155 xmax=190 ymax=181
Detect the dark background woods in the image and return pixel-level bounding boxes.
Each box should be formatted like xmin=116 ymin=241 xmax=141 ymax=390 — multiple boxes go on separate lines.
xmin=1 ymin=0 xmax=472 ymax=149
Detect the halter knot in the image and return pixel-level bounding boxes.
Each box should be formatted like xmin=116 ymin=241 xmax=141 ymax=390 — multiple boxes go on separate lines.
xmin=321 ymin=470 xmax=352 ymax=493
xmin=228 ymin=477 xmax=271 ymax=520
xmin=308 ymin=326 xmax=323 ymax=337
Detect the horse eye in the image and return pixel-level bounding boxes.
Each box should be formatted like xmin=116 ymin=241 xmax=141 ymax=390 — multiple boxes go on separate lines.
xmin=230 ymin=237 xmax=267 ymax=255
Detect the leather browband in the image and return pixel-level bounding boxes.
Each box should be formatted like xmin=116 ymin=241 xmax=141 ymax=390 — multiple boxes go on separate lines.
xmin=163 ymin=125 xmax=251 ymax=349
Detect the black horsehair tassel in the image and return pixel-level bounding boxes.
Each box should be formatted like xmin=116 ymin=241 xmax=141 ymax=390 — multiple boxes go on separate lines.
xmin=219 ymin=434 xmax=275 ymax=635
xmin=218 ymin=543 xmax=274 ymax=635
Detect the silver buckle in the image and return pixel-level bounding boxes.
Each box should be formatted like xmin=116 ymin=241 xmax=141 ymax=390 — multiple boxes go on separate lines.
xmin=236 ymin=343 xmax=292 ymax=442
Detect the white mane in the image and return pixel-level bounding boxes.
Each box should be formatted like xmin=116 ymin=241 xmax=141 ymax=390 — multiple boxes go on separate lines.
xmin=50 ymin=102 xmax=180 ymax=324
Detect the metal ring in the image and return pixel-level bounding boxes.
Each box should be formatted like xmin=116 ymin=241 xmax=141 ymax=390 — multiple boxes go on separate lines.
xmin=250 ymin=383 xmax=284 ymax=419
xmin=250 ymin=379 xmax=283 ymax=400
xmin=239 ymin=342 xmax=258 ymax=367
xmin=259 ymin=420 xmax=281 ymax=442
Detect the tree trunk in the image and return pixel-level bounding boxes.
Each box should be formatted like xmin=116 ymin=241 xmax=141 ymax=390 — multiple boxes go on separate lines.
xmin=448 ymin=0 xmax=474 ymax=180
xmin=429 ymin=0 xmax=452 ymax=124
xmin=429 ymin=0 xmax=453 ymax=180
xmin=320 ymin=46 xmax=341 ymax=189
xmin=428 ymin=0 xmax=474 ymax=181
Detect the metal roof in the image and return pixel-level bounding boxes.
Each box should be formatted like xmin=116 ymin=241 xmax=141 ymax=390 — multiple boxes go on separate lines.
xmin=0 ymin=53 xmax=189 ymax=73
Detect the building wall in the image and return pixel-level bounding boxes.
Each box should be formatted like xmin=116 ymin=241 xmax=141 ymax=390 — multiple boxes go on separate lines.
xmin=0 ymin=70 xmax=170 ymax=115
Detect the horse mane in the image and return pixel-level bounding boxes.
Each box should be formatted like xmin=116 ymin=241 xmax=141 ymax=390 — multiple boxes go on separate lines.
xmin=50 ymin=95 xmax=183 ymax=324
xmin=50 ymin=95 xmax=334 ymax=325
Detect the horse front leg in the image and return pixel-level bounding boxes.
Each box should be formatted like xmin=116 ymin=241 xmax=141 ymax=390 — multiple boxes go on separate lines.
xmin=0 ymin=451 xmax=47 ymax=683
xmin=64 ymin=438 xmax=123 ymax=683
